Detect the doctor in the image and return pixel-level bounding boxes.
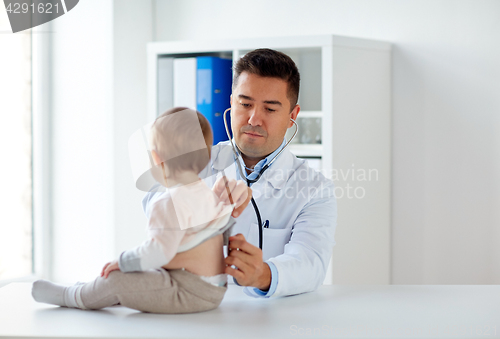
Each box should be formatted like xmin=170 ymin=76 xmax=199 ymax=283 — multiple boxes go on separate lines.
xmin=205 ymin=48 xmax=338 ymax=298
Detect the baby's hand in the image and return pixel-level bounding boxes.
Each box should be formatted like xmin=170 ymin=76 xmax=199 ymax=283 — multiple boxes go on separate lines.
xmin=101 ymin=260 xmax=120 ymax=279
xmin=213 ymin=177 xmax=252 ymax=218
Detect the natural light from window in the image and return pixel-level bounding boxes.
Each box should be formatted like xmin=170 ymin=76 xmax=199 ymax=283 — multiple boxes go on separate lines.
xmin=0 ymin=6 xmax=33 ymax=281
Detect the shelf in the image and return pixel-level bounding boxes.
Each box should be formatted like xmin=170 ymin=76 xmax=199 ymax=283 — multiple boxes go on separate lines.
xmin=298 ymin=111 xmax=323 ymax=118
xmin=148 ymin=34 xmax=391 ymax=285
xmin=288 ymin=144 xmax=323 ymax=157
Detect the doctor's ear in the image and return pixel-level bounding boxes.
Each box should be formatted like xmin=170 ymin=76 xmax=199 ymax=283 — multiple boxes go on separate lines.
xmin=289 ymin=104 xmax=300 ymax=128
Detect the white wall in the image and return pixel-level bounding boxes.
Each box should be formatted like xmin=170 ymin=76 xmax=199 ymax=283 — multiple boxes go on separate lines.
xmin=50 ymin=0 xmax=114 ymax=282
xmin=49 ymin=0 xmax=155 ymax=282
xmin=152 ymin=0 xmax=500 ymax=284
xmin=112 ymin=1 xmax=154 ymax=258
xmin=48 ymin=0 xmax=500 ymax=285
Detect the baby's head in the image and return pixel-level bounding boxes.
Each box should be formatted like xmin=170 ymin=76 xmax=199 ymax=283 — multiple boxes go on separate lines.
xmin=149 ymin=107 xmax=212 ymax=185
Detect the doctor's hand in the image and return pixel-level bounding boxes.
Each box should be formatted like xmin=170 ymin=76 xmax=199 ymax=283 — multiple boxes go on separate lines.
xmin=213 ymin=177 xmax=252 ymax=218
xmin=101 ymin=259 xmax=121 ymax=279
xmin=225 ymin=233 xmax=272 ymax=291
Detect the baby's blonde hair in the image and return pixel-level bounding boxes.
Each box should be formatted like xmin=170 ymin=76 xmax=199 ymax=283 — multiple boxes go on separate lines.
xmin=149 ymin=107 xmax=213 ymax=178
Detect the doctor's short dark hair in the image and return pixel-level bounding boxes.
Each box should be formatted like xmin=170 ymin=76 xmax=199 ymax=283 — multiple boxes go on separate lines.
xmin=149 ymin=107 xmax=213 ymax=177
xmin=233 ymin=48 xmax=301 ymax=110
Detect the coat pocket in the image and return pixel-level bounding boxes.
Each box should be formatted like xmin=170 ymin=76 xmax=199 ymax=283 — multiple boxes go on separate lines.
xmin=247 ymin=223 xmax=292 ymax=261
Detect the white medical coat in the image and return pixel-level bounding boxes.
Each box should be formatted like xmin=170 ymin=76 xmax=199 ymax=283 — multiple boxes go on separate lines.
xmin=201 ymin=141 xmax=337 ymax=298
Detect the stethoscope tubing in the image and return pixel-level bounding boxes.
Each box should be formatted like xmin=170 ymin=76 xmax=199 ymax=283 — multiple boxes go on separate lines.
xmin=222 ymin=107 xmax=298 ymax=250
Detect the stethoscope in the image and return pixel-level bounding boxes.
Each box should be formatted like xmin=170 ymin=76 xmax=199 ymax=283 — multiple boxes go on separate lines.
xmin=222 ymin=107 xmax=299 ymax=250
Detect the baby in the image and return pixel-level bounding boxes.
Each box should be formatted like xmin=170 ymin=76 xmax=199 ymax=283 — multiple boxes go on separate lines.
xmin=32 ymin=107 xmax=249 ymax=313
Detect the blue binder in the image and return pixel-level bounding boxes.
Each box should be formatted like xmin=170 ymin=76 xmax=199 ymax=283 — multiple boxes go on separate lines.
xmin=196 ymin=56 xmax=233 ymax=145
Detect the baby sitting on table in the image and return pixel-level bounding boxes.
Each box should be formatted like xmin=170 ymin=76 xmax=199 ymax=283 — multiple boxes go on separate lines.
xmin=32 ymin=107 xmax=250 ymax=313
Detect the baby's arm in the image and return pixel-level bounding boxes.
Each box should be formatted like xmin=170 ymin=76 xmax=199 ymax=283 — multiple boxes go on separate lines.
xmin=117 ymin=238 xmax=174 ymax=272
xmin=117 ymin=197 xmax=186 ymax=273
xmin=101 ymin=236 xmax=182 ymax=278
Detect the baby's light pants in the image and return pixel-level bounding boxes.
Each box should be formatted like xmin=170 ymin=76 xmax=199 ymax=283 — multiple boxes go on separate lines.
xmin=79 ymin=268 xmax=227 ymax=314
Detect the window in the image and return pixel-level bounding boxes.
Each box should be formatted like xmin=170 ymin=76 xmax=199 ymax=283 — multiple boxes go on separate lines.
xmin=0 ymin=7 xmax=33 ymax=282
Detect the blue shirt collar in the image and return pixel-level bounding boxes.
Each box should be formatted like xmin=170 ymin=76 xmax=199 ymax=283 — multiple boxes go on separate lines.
xmin=236 ymin=138 xmax=287 ymax=181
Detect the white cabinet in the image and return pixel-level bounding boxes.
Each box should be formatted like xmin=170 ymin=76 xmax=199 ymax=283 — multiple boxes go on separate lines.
xmin=147 ymin=35 xmax=391 ymax=284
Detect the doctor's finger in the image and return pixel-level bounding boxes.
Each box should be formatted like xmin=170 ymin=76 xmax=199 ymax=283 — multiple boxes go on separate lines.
xmin=225 ymin=255 xmax=251 ymax=273
xmin=230 ymin=187 xmax=251 ymax=218
xmin=228 ymin=236 xmax=260 ymax=256
xmin=224 ymin=179 xmax=238 ymax=202
xmin=234 ymin=186 xmax=251 ymax=210
xmin=225 ymin=265 xmax=245 ymax=282
xmin=218 ymin=185 xmax=235 ymax=204
xmin=218 ymin=182 xmax=237 ymax=204
xmin=212 ymin=177 xmax=226 ymax=199
xmin=229 ymin=182 xmax=247 ymax=206
xmin=227 ymin=245 xmax=255 ymax=264
xmin=213 ymin=176 xmax=236 ymax=199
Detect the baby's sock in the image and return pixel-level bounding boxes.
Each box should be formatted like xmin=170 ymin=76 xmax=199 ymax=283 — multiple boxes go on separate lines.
xmin=32 ymin=280 xmax=86 ymax=309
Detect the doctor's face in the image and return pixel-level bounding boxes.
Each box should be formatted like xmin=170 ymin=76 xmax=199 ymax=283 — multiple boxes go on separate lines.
xmin=230 ymin=72 xmax=300 ymax=160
